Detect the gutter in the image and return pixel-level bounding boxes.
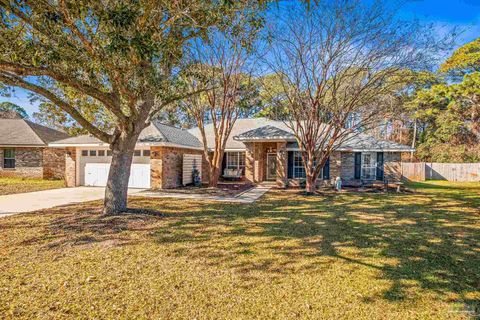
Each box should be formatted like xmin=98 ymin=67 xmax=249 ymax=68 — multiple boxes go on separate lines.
xmin=48 ymin=141 xmax=203 ymax=151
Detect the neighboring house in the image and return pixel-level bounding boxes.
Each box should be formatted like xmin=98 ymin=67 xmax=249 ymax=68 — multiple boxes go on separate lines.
xmin=0 ymin=115 xmax=69 ymax=179
xmin=50 ymin=117 xmax=412 ymax=189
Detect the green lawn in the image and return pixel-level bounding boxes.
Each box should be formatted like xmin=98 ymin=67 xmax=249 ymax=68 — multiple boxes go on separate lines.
xmin=0 ymin=181 xmax=479 ymax=319
xmin=0 ymin=177 xmax=64 ymax=195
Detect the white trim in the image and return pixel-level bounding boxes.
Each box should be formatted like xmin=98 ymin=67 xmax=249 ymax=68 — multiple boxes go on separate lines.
xmin=224 ymin=148 xmax=246 ymax=151
xmin=48 ymin=141 xmax=203 ymax=151
xmin=0 ymin=144 xmax=46 ymax=147
xmin=337 ymin=148 xmax=415 ymax=152
xmin=286 ymin=148 xmax=414 ymax=152
xmin=233 ymin=137 xmax=295 ymax=142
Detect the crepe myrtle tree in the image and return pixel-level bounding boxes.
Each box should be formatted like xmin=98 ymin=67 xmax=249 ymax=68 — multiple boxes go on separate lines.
xmin=263 ymin=0 xmax=441 ymax=194
xmin=0 ymin=0 xmax=263 ymax=214
xmin=179 ymin=26 xmax=262 ymax=187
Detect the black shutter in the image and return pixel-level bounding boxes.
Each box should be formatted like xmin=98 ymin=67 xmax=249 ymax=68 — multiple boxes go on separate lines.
xmin=322 ymin=157 xmax=330 ymax=180
xmin=354 ymin=152 xmax=361 ymax=179
xmin=376 ymin=152 xmax=384 ymax=181
xmin=287 ymin=151 xmax=294 ymax=179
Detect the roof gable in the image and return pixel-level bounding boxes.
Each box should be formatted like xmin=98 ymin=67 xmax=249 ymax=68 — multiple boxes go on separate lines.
xmin=50 ymin=121 xmax=201 ymax=149
xmin=234 ymin=125 xmax=295 ymax=141
xmin=0 ymin=119 xmax=69 ymax=146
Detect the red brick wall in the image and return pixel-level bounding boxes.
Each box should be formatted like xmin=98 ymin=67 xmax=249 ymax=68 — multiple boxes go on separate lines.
xmin=42 ymin=148 xmax=66 ymax=180
xmin=64 ymin=147 xmax=77 ymax=187
xmin=150 ymin=146 xmax=204 ymax=189
xmin=0 ymin=147 xmax=43 ymax=178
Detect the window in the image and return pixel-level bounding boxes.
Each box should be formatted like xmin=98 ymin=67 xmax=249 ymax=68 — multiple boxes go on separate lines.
xmin=361 ymin=152 xmax=377 ymax=180
xmin=293 ymin=152 xmax=306 ymax=179
xmin=81 ymin=150 xmax=88 ymax=156
xmin=89 ymin=150 xmax=97 ymax=156
xmin=292 ymin=151 xmax=323 ymax=179
xmin=225 ymin=152 xmax=245 ymax=174
xmin=134 ymin=150 xmax=141 ymax=157
xmin=98 ymin=150 xmax=105 ymax=157
xmin=3 ymin=149 xmax=15 ymax=169
xmin=143 ymin=150 xmax=151 ymax=157
xmin=107 ymin=150 xmax=112 ymax=156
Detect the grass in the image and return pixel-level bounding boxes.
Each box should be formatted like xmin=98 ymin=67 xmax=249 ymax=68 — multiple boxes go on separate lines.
xmin=0 ymin=177 xmax=64 ymax=195
xmin=0 ymin=181 xmax=479 ymax=319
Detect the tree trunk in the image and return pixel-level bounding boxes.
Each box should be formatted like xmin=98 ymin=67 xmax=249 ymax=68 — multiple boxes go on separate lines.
xmin=305 ymin=173 xmax=317 ymax=195
xmin=411 ymin=119 xmax=417 ymax=162
xmin=208 ymin=149 xmax=224 ymax=188
xmin=209 ymin=166 xmax=220 ymax=187
xmin=103 ymin=133 xmax=139 ymax=215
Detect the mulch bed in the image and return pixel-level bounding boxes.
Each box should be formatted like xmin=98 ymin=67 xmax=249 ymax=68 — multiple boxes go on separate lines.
xmin=151 ymin=183 xmax=254 ymax=197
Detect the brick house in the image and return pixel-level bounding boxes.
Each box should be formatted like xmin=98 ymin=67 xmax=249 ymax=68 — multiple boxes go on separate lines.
xmin=0 ymin=114 xmax=69 ymax=179
xmin=50 ymin=118 xmax=412 ymax=189
xmin=49 ymin=122 xmax=205 ymax=189
xmin=189 ymin=118 xmax=412 ymax=188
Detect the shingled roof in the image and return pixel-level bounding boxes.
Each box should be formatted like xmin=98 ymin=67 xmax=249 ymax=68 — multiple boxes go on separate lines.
xmin=188 ymin=118 xmax=293 ymax=149
xmin=50 ymin=121 xmax=202 ymax=148
xmin=0 ymin=118 xmax=69 ymax=146
xmin=337 ymin=133 xmax=414 ymax=152
xmin=228 ymin=118 xmax=413 ymax=152
xmin=234 ymin=125 xmax=295 ymax=141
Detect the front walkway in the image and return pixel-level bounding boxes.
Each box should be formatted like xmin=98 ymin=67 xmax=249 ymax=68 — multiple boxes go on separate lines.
xmin=133 ymin=185 xmax=271 ymax=203
xmin=0 ymin=187 xmax=145 ymax=217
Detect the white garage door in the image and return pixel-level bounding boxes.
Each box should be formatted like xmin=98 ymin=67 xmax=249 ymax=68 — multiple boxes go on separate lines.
xmin=84 ymin=163 xmax=151 ymax=188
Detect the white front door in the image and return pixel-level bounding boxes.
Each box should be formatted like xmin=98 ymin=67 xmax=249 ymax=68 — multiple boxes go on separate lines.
xmin=84 ymin=163 xmax=150 ymax=188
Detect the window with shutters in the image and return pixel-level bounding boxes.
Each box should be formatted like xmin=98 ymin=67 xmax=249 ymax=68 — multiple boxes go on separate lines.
xmin=293 ymin=152 xmax=306 ymax=178
xmin=361 ymin=152 xmax=377 ymax=180
xmin=292 ymin=152 xmax=323 ymax=179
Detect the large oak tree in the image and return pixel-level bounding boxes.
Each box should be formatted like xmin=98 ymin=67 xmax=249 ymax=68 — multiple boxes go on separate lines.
xmin=0 ymin=0 xmax=260 ymax=214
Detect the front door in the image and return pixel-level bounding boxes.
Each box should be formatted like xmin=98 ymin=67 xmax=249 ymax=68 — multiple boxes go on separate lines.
xmin=266 ymin=153 xmax=277 ymax=181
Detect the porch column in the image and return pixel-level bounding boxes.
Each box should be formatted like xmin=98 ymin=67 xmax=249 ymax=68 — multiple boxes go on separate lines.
xmin=244 ymin=142 xmax=254 ymax=183
xmin=276 ymin=142 xmax=287 ymax=188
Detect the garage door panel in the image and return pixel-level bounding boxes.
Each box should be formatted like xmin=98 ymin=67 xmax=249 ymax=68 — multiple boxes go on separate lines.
xmin=84 ymin=163 xmax=150 ymax=188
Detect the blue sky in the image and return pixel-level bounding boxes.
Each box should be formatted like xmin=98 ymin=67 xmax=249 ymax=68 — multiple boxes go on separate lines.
xmin=1 ymin=0 xmax=479 ymax=117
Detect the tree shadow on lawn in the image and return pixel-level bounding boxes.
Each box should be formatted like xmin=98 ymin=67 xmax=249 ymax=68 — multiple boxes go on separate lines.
xmin=10 ymin=183 xmax=478 ymax=311
xmin=145 ymin=187 xmax=480 ymax=311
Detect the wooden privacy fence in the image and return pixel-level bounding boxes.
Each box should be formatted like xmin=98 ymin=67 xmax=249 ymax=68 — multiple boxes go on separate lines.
xmin=401 ymin=162 xmax=480 ymax=182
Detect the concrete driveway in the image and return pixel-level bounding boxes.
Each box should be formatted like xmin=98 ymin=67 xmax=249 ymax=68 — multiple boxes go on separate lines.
xmin=0 ymin=187 xmax=145 ymax=217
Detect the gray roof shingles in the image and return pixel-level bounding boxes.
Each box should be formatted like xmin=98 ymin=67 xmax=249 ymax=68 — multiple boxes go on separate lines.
xmin=339 ymin=134 xmax=413 ymax=151
xmin=51 ymin=121 xmax=202 ymax=148
xmin=0 ymin=119 xmax=69 ymax=146
xmin=234 ymin=125 xmax=295 ymax=140
xmin=230 ymin=118 xmax=412 ymax=152
xmin=48 ymin=117 xmax=412 ymax=152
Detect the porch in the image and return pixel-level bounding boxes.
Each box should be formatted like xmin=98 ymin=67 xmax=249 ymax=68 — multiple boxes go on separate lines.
xmin=243 ymin=141 xmax=288 ymax=188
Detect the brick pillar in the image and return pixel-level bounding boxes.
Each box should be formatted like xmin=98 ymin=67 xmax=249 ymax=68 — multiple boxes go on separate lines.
xmin=244 ymin=142 xmax=254 ymax=183
xmin=254 ymin=142 xmax=264 ymax=183
xmin=65 ymin=147 xmax=76 ymax=187
xmin=276 ymin=142 xmax=287 ymax=188
xmin=150 ymin=146 xmax=164 ymax=189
